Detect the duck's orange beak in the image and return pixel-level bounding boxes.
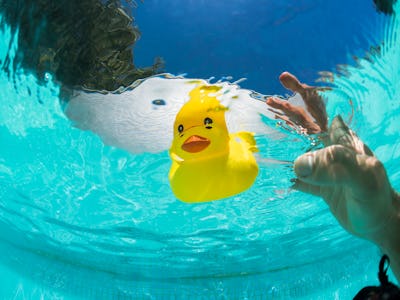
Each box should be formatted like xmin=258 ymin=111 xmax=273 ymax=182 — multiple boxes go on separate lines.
xmin=181 ymin=135 xmax=210 ymax=153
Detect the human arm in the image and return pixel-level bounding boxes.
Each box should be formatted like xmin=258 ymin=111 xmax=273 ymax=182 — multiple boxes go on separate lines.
xmin=294 ymin=116 xmax=400 ymax=281
xmin=267 ymin=72 xmax=400 ymax=281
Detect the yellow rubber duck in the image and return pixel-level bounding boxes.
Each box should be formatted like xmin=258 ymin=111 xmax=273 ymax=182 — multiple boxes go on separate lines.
xmin=169 ymin=84 xmax=259 ymax=203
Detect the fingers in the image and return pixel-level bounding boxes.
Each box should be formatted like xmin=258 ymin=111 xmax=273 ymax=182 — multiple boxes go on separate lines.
xmin=328 ymin=116 xmax=374 ymax=156
xmin=266 ymin=96 xmax=321 ymax=134
xmin=277 ymin=71 xmax=328 ymax=133
xmin=328 ymin=116 xmax=351 ymax=145
xmin=291 ymin=179 xmax=323 ymax=197
xmin=279 ymin=72 xmax=307 ymax=93
xmin=294 ymin=144 xmax=386 ymax=193
xmin=302 ymin=88 xmax=328 ymax=132
xmin=294 ymin=145 xmax=360 ymax=186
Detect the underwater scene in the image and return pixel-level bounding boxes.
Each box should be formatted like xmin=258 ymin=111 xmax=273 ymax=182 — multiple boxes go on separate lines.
xmin=0 ymin=0 xmax=400 ymax=299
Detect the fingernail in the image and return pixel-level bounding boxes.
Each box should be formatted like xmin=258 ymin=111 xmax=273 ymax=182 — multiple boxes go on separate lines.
xmin=294 ymin=154 xmax=314 ymax=177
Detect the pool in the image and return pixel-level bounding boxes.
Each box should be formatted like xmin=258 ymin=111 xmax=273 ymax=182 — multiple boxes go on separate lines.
xmin=0 ymin=1 xmax=399 ymax=299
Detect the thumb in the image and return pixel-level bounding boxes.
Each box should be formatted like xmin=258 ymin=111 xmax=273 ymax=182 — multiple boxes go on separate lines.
xmin=294 ymin=145 xmax=362 ymax=187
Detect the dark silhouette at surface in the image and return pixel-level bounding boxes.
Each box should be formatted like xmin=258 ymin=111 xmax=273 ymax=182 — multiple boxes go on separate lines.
xmin=374 ymin=0 xmax=398 ymax=14
xmin=0 ymin=0 xmax=162 ymax=91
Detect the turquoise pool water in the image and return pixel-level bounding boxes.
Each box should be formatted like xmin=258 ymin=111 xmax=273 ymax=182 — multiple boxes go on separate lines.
xmin=0 ymin=2 xmax=400 ymax=300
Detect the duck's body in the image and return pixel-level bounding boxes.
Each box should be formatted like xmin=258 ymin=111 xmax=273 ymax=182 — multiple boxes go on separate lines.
xmin=169 ymin=85 xmax=259 ymax=203
xmin=170 ymin=131 xmax=258 ymax=202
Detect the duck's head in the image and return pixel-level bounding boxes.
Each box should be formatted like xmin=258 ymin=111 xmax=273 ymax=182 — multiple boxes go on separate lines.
xmin=170 ymin=84 xmax=230 ymax=163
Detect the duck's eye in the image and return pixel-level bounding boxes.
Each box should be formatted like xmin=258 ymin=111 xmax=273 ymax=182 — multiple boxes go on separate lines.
xmin=204 ymin=117 xmax=213 ymax=127
xmin=178 ymin=124 xmax=184 ymax=133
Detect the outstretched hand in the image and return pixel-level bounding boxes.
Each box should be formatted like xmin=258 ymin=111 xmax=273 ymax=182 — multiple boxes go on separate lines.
xmin=268 ymin=71 xmax=398 ymax=245
xmin=266 ymin=71 xmax=328 ymax=134
xmin=294 ymin=116 xmax=395 ymax=240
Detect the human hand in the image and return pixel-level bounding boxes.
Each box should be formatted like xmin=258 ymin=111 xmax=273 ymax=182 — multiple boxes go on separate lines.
xmin=268 ymin=72 xmax=400 ymax=280
xmin=266 ymin=71 xmax=328 ymax=134
xmin=293 ymin=115 xmax=396 ymax=241
xmin=267 ymin=72 xmax=396 ymax=241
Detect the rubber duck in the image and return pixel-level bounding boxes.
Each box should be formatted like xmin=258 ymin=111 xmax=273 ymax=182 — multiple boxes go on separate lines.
xmin=169 ymin=84 xmax=259 ymax=203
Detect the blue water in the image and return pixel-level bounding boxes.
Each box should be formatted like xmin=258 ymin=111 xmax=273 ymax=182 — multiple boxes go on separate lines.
xmin=134 ymin=0 xmax=385 ymax=93
xmin=0 ymin=1 xmax=399 ymax=299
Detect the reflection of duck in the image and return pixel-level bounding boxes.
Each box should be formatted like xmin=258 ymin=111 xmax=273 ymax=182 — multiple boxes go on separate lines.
xmin=65 ymin=74 xmax=281 ymax=154
xmin=65 ymin=76 xmax=198 ymax=153
xmin=169 ymin=84 xmax=259 ymax=203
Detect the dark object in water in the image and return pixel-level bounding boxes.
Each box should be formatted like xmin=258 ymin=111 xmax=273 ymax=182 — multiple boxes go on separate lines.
xmin=0 ymin=0 xmax=163 ymax=91
xmin=373 ymin=0 xmax=398 ymax=15
xmin=152 ymin=99 xmax=167 ymax=106
xmin=353 ymin=255 xmax=400 ymax=299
